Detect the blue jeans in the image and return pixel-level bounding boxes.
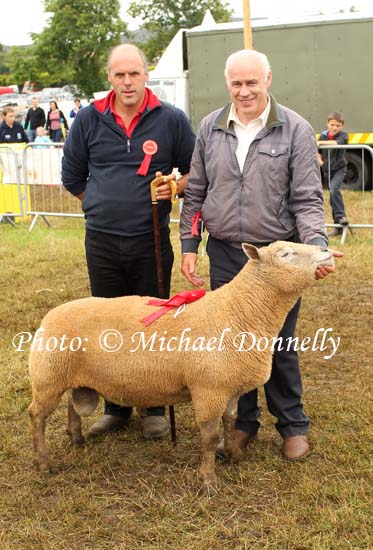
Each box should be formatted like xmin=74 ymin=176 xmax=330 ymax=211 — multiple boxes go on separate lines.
xmin=50 ymin=129 xmax=62 ymax=142
xmin=324 ymin=168 xmax=347 ymax=223
xmin=28 ymin=129 xmax=37 ymax=142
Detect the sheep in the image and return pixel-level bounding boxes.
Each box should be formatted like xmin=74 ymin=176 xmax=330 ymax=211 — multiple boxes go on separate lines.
xmin=28 ymin=241 xmax=334 ymax=494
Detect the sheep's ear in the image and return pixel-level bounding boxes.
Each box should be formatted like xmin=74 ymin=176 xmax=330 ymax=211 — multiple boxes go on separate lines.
xmin=242 ymin=243 xmax=261 ymax=261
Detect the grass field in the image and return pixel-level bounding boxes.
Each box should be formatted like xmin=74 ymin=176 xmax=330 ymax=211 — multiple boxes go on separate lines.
xmin=0 ymin=192 xmax=372 ymax=549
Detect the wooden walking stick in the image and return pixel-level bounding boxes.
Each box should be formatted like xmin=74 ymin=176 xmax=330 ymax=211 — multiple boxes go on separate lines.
xmin=150 ymin=175 xmax=178 ymax=445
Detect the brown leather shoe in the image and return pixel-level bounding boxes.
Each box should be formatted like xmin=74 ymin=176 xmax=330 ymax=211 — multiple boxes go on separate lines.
xmin=216 ymin=429 xmax=257 ymax=458
xmin=142 ymin=415 xmax=169 ymax=440
xmin=283 ymin=435 xmax=310 ymax=461
xmin=88 ymin=414 xmax=129 ymax=437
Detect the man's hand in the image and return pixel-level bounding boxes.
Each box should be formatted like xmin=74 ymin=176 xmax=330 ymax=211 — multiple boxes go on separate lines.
xmin=315 ymin=249 xmax=344 ymax=280
xmin=154 ymin=170 xmax=177 ymax=201
xmin=181 ymin=253 xmax=205 ymax=287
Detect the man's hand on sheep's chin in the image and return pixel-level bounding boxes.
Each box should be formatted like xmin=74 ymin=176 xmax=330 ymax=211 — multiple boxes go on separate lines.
xmin=315 ymin=249 xmax=344 ymax=280
xmin=181 ymin=253 xmax=205 ymax=286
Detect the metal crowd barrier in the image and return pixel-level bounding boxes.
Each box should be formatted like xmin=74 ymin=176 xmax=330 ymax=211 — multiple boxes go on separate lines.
xmin=22 ymin=143 xmax=83 ymax=231
xmin=0 ymin=144 xmax=24 ymax=226
xmin=319 ymin=144 xmax=373 ymax=244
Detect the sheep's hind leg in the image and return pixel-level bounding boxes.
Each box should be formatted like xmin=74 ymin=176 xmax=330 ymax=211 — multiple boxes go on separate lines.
xmin=66 ymin=393 xmax=84 ymax=447
xmin=28 ymin=391 xmax=63 ymax=472
xmin=222 ymin=395 xmax=245 ymax=462
xmin=197 ymin=418 xmax=221 ymax=495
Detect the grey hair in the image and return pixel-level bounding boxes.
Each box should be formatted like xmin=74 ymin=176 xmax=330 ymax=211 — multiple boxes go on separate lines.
xmin=107 ymin=44 xmax=148 ymax=74
xmin=224 ymin=49 xmax=271 ymax=80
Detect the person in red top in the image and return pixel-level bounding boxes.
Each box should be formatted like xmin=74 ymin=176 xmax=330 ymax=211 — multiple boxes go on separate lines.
xmin=46 ymin=101 xmax=68 ymax=142
xmin=62 ymin=44 xmax=195 ymax=440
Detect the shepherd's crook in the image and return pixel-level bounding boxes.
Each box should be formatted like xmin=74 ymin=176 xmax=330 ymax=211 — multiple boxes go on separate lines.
xmin=150 ymin=175 xmax=178 ymax=445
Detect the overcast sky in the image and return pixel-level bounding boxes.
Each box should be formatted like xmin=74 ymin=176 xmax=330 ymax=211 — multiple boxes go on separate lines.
xmin=1 ymin=0 xmax=372 ymax=46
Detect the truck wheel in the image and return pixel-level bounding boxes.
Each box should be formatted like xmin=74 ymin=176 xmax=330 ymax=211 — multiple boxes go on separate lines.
xmin=343 ymin=151 xmax=372 ymax=191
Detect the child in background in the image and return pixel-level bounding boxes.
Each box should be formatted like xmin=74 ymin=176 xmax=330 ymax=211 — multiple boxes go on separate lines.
xmin=317 ymin=112 xmax=349 ymax=236
xmin=34 ymin=126 xmax=52 ymax=148
xmin=69 ymin=98 xmax=83 ymax=124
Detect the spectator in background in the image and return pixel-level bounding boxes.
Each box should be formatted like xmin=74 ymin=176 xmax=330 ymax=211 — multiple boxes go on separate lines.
xmin=24 ymin=97 xmax=46 ymax=142
xmin=69 ymin=98 xmax=83 ymax=122
xmin=317 ymin=112 xmax=349 ymax=236
xmin=0 ymin=107 xmax=29 ymax=143
xmin=46 ymin=101 xmax=68 ymax=142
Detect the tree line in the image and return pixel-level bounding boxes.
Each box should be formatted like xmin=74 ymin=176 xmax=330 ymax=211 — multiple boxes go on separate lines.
xmin=0 ymin=0 xmax=231 ymax=98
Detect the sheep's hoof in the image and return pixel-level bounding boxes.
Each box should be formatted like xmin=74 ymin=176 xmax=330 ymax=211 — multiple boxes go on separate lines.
xmin=36 ymin=461 xmax=51 ymax=473
xmin=71 ymin=437 xmax=85 ymax=448
xmin=66 ymin=429 xmax=85 ymax=447
xmin=198 ymin=481 xmax=219 ymax=497
xmin=217 ymin=447 xmax=246 ymax=462
xmin=229 ymin=447 xmax=247 ymax=462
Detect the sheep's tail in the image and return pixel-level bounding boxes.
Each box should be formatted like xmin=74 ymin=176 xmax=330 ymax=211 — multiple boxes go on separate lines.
xmin=72 ymin=387 xmax=99 ymax=416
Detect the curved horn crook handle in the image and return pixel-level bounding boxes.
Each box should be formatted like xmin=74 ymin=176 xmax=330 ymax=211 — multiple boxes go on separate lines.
xmin=150 ymin=175 xmax=178 ymax=205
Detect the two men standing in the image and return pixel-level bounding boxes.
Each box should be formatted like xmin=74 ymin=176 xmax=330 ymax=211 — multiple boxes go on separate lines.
xmin=63 ymin=44 xmax=340 ymax=459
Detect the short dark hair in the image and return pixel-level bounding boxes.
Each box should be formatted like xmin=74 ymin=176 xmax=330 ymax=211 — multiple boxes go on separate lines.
xmin=2 ymin=106 xmax=15 ymax=117
xmin=327 ymin=111 xmax=344 ymax=124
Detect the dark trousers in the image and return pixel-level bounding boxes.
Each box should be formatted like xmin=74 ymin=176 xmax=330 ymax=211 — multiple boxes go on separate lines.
xmin=207 ymin=236 xmax=309 ymax=438
xmin=85 ymin=227 xmax=174 ymax=418
xmin=325 ymin=167 xmax=347 ymax=223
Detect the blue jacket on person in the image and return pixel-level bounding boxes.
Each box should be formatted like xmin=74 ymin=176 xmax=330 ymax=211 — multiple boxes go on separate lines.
xmin=0 ymin=121 xmax=29 ymax=144
xmin=62 ymin=88 xmax=195 ymax=237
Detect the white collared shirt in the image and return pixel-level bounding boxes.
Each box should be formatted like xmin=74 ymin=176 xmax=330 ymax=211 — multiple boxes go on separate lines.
xmin=228 ymin=98 xmax=271 ymax=172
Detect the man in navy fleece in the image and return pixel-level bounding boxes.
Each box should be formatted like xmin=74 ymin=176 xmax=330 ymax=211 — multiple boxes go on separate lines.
xmin=62 ymin=44 xmax=195 ymax=440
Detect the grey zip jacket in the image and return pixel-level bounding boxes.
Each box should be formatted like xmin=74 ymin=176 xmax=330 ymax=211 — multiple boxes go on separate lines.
xmin=180 ymin=95 xmax=327 ymax=252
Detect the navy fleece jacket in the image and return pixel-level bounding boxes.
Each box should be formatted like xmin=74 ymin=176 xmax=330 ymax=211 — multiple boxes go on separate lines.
xmin=62 ymin=89 xmax=195 ymax=236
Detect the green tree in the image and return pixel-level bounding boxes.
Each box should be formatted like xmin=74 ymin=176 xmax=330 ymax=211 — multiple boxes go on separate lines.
xmin=31 ymin=0 xmax=127 ymax=97
xmin=6 ymin=46 xmax=47 ymax=89
xmin=128 ymin=0 xmax=232 ymax=62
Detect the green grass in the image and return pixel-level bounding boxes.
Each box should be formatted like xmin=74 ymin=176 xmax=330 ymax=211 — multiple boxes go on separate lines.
xmin=0 ymin=194 xmax=372 ymax=549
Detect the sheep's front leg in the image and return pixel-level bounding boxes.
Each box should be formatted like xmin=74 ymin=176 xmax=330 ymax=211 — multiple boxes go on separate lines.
xmin=66 ymin=393 xmax=84 ymax=447
xmin=198 ymin=418 xmax=220 ymax=495
xmin=222 ymin=395 xmax=245 ymax=462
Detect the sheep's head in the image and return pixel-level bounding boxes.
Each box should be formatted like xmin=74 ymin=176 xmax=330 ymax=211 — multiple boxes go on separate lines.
xmin=242 ymin=241 xmax=334 ymax=294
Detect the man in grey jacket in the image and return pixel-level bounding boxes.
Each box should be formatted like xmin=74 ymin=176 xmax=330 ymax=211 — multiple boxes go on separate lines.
xmin=180 ymin=49 xmax=342 ymax=460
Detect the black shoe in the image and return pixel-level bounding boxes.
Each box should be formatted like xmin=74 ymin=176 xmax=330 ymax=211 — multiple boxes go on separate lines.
xmin=328 ymin=227 xmax=343 ymax=237
xmin=88 ymin=414 xmax=129 ymax=437
xmin=339 ymin=216 xmax=349 ymax=225
xmin=142 ymin=415 xmax=169 ymax=440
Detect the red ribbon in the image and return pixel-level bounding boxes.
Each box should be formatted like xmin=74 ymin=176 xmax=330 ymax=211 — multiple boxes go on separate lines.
xmin=191 ymin=211 xmax=202 ymax=236
xmin=137 ymin=154 xmax=152 ymax=176
xmin=137 ymin=140 xmax=158 ymax=176
xmin=141 ymin=289 xmax=206 ymax=326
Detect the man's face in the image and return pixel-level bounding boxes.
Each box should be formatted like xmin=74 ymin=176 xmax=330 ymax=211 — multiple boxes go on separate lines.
xmin=31 ymin=98 xmax=38 ymax=108
xmin=226 ymin=56 xmax=272 ymax=124
xmin=327 ymin=119 xmax=343 ymax=136
xmin=107 ymin=50 xmax=148 ymax=112
xmin=5 ymin=112 xmax=15 ymax=127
